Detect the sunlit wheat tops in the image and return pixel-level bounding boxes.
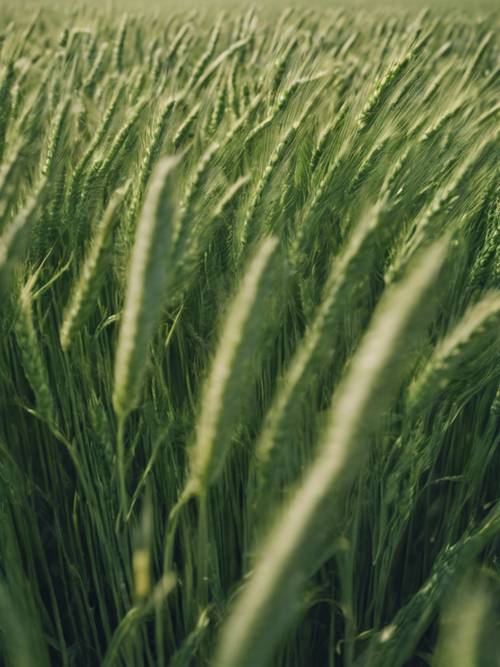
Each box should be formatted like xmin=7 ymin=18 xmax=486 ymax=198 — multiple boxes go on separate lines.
xmin=113 ymin=157 xmax=180 ymax=419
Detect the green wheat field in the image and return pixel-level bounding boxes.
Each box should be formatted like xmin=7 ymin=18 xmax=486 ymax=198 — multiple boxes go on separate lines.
xmin=0 ymin=2 xmax=499 ymax=665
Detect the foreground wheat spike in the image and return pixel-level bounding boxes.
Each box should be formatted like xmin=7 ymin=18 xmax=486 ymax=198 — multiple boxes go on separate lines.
xmin=252 ymin=201 xmax=392 ymax=501
xmin=214 ymin=237 xmax=449 ymax=667
xmin=187 ymin=236 xmax=280 ymax=494
xmin=113 ymin=156 xmax=180 ymax=419
xmin=162 ymin=235 xmax=281 ymax=573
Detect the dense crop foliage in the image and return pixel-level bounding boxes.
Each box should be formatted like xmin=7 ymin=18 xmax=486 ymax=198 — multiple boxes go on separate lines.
xmin=0 ymin=3 xmax=499 ymax=665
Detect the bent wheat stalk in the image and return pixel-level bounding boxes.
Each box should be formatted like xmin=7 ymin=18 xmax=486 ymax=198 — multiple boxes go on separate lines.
xmin=164 ymin=237 xmax=281 ymax=570
xmin=113 ymin=157 xmax=180 ymax=514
